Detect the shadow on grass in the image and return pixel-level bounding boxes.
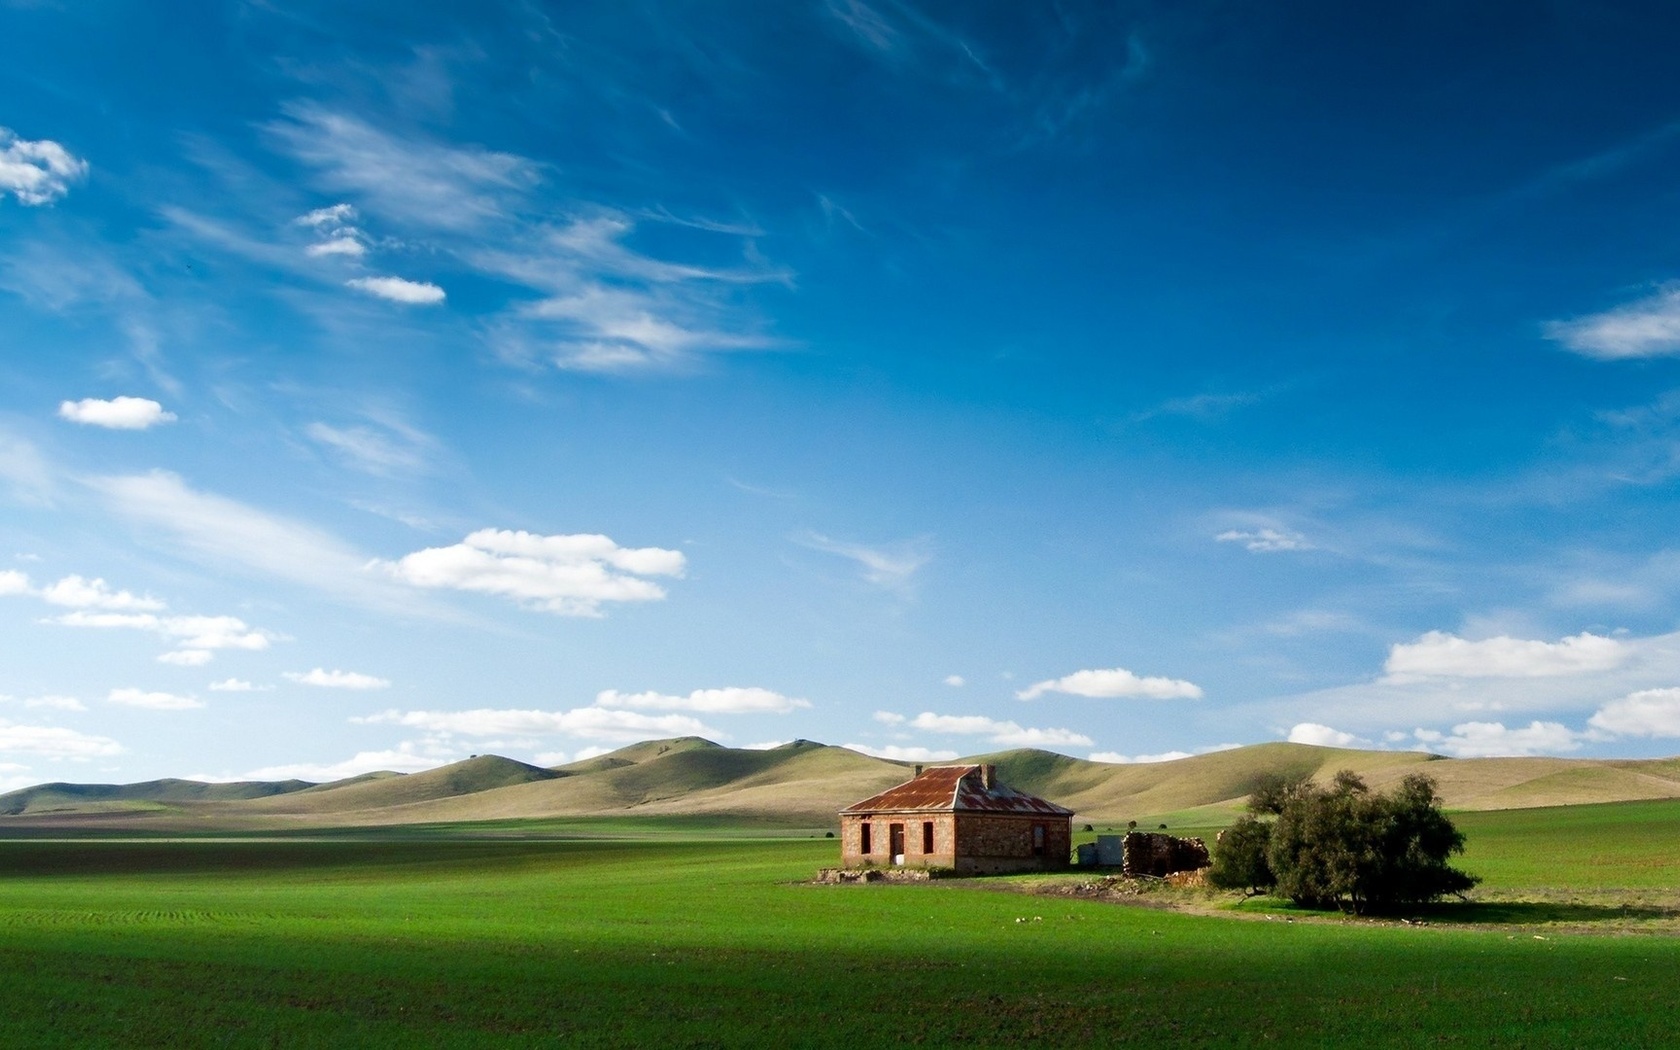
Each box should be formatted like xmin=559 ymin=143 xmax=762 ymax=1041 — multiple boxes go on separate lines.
xmin=1423 ymin=899 xmax=1679 ymax=925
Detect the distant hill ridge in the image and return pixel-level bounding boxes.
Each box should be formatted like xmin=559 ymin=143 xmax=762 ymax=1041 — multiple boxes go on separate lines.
xmin=4 ymin=739 xmax=1680 ymax=829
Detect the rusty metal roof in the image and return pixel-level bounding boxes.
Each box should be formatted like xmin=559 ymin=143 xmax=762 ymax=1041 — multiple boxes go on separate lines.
xmin=839 ymin=765 xmax=1073 ymax=816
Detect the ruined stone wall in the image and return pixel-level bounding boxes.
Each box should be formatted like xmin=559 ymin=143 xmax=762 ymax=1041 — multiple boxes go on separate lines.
xmin=1119 ymin=832 xmax=1210 ymax=877
xmin=838 ymin=812 xmax=957 ymax=869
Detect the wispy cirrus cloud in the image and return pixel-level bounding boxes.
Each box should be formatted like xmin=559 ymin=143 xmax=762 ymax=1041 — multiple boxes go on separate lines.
xmin=86 ymin=470 xmax=417 ymax=612
xmin=266 ymin=104 xmax=540 ymax=233
xmin=263 ymin=104 xmax=788 ymax=375
xmin=303 ymin=408 xmax=440 ymax=477
xmin=1545 ymin=284 xmax=1680 ymax=360
xmin=795 ymin=532 xmax=930 ymax=591
xmin=1215 ymin=527 xmax=1313 ymax=553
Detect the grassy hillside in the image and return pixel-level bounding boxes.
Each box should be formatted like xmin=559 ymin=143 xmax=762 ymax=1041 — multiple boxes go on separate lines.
xmin=0 ymin=777 xmax=315 ymax=816
xmin=239 ymin=755 xmax=562 ymax=816
xmin=6 ymin=738 xmax=1680 ymax=830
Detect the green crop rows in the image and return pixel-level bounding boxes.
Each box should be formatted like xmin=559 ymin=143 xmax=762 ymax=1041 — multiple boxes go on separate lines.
xmin=0 ymin=802 xmax=1677 ymax=1047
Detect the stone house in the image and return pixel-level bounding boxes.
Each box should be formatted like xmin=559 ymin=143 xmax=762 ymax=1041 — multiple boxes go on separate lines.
xmin=838 ymin=764 xmax=1073 ymax=874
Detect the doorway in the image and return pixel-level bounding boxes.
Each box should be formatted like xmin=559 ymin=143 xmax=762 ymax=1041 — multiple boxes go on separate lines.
xmin=889 ymin=823 xmax=905 ymax=865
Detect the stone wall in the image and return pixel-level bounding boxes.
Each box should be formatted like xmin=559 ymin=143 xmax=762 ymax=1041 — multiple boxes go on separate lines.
xmin=1119 ymin=831 xmax=1209 ymax=877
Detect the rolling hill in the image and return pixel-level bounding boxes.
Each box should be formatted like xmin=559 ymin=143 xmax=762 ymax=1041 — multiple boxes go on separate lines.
xmin=5 ymin=738 xmax=1680 ymax=831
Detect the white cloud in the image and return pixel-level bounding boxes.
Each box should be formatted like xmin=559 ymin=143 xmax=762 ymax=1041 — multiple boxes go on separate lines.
xmin=1413 ymin=721 xmax=1582 ymax=758
xmin=0 ymin=570 xmax=31 ymax=596
xmin=39 ymin=574 xmax=164 ymax=611
xmin=1287 ymin=722 xmax=1367 ymax=748
xmin=907 ymin=712 xmax=1093 ymax=748
xmin=1215 ymin=527 xmax=1312 ymax=553
xmin=157 ymin=649 xmax=214 ymax=667
xmin=795 ymin=532 xmax=929 ymax=590
xmin=1545 ymin=285 xmax=1680 ymax=360
xmin=594 ymin=687 xmax=810 ymax=715
xmin=1384 ymin=631 xmax=1626 ymax=680
xmin=297 ymin=204 xmax=357 ymax=228
xmin=51 ymin=610 xmax=273 ymax=652
xmin=57 ymin=396 xmax=176 ymax=430
xmin=1089 ymin=750 xmax=1192 ymax=764
xmin=0 ymin=128 xmax=87 ymax=205
xmin=284 ymin=668 xmax=390 ymax=690
xmin=355 ymin=706 xmax=718 ymax=743
xmin=308 ymin=237 xmax=367 ymax=258
xmin=21 ymin=695 xmax=85 ymax=712
xmin=209 ymin=679 xmax=269 ymax=692
xmin=1089 ymin=743 xmax=1240 ymax=764
xmin=243 ymin=744 xmax=447 ymax=782
xmin=943 ymin=675 xmax=965 ymax=687
xmin=295 ymin=204 xmax=368 ymax=259
xmin=743 ymin=740 xmax=790 ymax=750
xmin=346 ymin=276 xmax=446 ymax=305
xmin=0 ymin=718 xmax=121 ymax=758
xmin=1017 ymin=666 xmax=1203 ymax=701
xmin=843 ymin=743 xmax=960 ymax=762
xmin=1588 ymin=687 xmax=1680 ymax=737
xmin=108 ymin=688 xmax=203 ymax=711
xmin=873 ymin=710 xmax=906 ymax=725
xmin=376 ymin=528 xmax=685 ymax=617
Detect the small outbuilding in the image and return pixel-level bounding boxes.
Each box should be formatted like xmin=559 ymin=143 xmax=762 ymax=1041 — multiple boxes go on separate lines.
xmin=838 ymin=764 xmax=1073 ymax=874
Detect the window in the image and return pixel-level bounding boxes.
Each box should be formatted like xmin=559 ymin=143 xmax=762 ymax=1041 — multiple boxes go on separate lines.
xmin=922 ymin=821 xmax=935 ymax=854
xmin=1032 ymin=824 xmax=1046 ymax=857
xmin=860 ymin=822 xmax=872 ymax=854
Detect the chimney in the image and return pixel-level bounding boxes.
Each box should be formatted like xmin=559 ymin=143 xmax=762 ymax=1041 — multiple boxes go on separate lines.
xmin=913 ymin=764 xmax=923 ymax=777
xmin=982 ymin=764 xmax=996 ymax=790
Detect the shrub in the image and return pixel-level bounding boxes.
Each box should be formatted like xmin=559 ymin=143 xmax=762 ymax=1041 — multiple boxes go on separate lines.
xmin=1208 ymin=816 xmax=1274 ymax=897
xmin=1264 ymin=771 xmax=1477 ymax=914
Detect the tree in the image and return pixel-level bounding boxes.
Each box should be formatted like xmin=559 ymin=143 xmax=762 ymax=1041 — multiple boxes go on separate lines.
xmin=1208 ymin=816 xmax=1274 ymax=897
xmin=1246 ymin=769 xmax=1315 ymax=815
xmin=1262 ymin=770 xmax=1478 ymax=914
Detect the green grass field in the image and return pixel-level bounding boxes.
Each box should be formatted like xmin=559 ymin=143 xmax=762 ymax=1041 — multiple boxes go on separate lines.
xmin=1 ymin=803 xmax=1678 ymax=1047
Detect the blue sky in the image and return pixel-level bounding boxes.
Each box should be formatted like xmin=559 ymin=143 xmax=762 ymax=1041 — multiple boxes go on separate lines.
xmin=6 ymin=1 xmax=1680 ymax=786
